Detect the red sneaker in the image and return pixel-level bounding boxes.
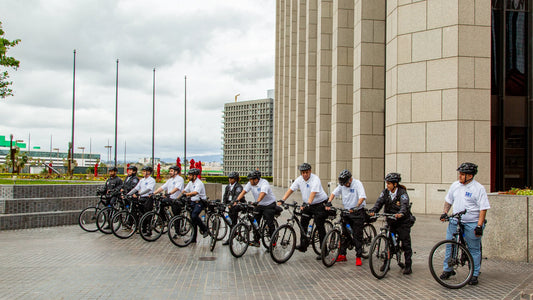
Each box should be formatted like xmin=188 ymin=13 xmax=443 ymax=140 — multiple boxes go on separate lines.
xmin=356 ymin=257 xmax=362 ymax=266
xmin=336 ymin=255 xmax=347 ymax=262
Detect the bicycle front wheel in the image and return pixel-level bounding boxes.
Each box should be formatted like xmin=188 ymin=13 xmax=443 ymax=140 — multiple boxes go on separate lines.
xmin=429 ymin=240 xmax=474 ymax=289
xmin=210 ymin=216 xmax=220 ymax=252
xmin=270 ymin=224 xmax=296 ymax=264
xmin=312 ymin=220 xmax=333 ymax=255
xmin=361 ymin=223 xmax=377 ymax=259
xmin=260 ymin=218 xmax=279 ymax=249
xmin=96 ymin=207 xmax=114 ymax=234
xmin=139 ymin=212 xmax=164 ymax=242
xmin=369 ymin=234 xmax=391 ymax=279
xmin=229 ymin=223 xmax=250 ymax=258
xmin=111 ymin=211 xmax=137 ymax=239
xmin=321 ymin=229 xmax=341 ymax=268
xmin=168 ymin=216 xmax=194 ymax=247
xmin=79 ymin=206 xmax=99 ymax=232
xmin=208 ymin=214 xmax=228 ymax=241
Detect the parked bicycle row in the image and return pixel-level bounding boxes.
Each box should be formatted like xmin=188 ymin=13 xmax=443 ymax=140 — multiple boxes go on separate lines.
xmin=79 ymin=161 xmax=489 ymax=289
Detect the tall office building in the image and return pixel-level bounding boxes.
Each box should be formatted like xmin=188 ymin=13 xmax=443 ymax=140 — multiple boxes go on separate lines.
xmin=222 ymin=97 xmax=274 ymax=176
xmin=274 ymin=0 xmax=531 ymax=214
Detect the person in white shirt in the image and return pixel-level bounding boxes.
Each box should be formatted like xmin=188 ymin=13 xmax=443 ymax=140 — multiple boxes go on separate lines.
xmin=280 ymin=163 xmax=328 ymax=259
xmin=127 ymin=166 xmax=156 ymax=214
xmin=235 ymin=170 xmax=277 ymax=248
xmin=439 ymin=162 xmax=490 ymax=286
xmin=325 ymin=169 xmax=367 ymax=266
xmin=179 ymin=168 xmax=208 ymax=242
xmin=153 ymin=165 xmax=184 ymax=217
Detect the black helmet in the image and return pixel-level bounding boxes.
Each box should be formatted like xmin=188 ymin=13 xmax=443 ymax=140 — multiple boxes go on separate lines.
xmin=298 ymin=163 xmax=312 ymax=171
xmin=384 ymin=172 xmax=401 ymax=183
xmin=142 ymin=166 xmax=153 ymax=173
xmin=188 ymin=168 xmax=200 ymax=175
xmin=169 ymin=165 xmax=181 ymax=173
xmin=127 ymin=165 xmax=138 ymax=172
xmin=247 ymin=170 xmax=261 ymax=180
xmin=457 ymin=162 xmax=478 ymax=175
xmin=109 ymin=167 xmax=118 ymax=172
xmin=338 ymin=169 xmax=352 ymax=186
xmin=228 ymin=171 xmax=240 ymax=179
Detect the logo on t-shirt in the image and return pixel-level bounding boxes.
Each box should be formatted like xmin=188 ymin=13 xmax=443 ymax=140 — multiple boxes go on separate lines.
xmin=257 ymin=188 xmax=261 ymax=192
xmin=465 ymin=191 xmax=472 ymax=198
xmin=306 ymin=184 xmax=309 ymax=188
xmin=350 ymin=188 xmax=355 ymax=193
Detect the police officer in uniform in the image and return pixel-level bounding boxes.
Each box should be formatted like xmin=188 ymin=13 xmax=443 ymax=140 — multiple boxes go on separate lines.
xmin=121 ymin=165 xmax=139 ymax=195
xmin=127 ymin=166 xmax=156 ymax=215
xmin=179 ymin=168 xmax=209 ymax=242
xmin=104 ymin=167 xmax=123 ymax=206
xmin=153 ymin=165 xmax=184 ymax=217
xmin=222 ymin=171 xmax=244 ymax=245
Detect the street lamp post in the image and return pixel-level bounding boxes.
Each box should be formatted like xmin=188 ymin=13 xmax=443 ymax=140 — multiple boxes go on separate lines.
xmin=9 ymin=134 xmax=14 ymax=173
xmin=70 ymin=49 xmax=77 ymax=176
xmin=77 ymin=146 xmax=85 ymax=166
xmin=152 ymin=68 xmax=155 ymax=171
xmin=114 ymin=59 xmax=119 ymax=168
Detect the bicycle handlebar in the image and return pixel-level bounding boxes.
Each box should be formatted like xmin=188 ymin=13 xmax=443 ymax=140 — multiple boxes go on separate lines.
xmin=443 ymin=209 xmax=467 ymax=221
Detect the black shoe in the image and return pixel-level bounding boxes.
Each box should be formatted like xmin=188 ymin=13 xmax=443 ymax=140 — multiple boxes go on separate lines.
xmin=315 ymin=255 xmax=322 ymax=261
xmin=249 ymin=240 xmax=260 ymax=247
xmin=468 ymin=276 xmax=478 ymax=285
xmin=222 ymin=240 xmax=230 ymax=246
xmin=440 ymin=270 xmax=456 ymax=280
xmin=380 ymin=263 xmax=389 ymax=272
xmin=402 ymin=266 xmax=412 ymax=275
xmin=172 ymin=234 xmax=178 ymax=239
xmin=103 ymin=225 xmax=110 ymax=230
xmin=201 ymin=230 xmax=209 ymax=238
xmin=296 ymin=244 xmax=308 ymax=252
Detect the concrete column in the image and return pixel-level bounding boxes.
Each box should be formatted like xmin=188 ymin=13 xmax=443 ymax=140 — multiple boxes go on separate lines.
xmin=315 ymin=0 xmax=333 ymax=185
xmin=352 ymin=0 xmax=386 ymax=200
xmin=304 ymin=0 xmax=318 ymax=167
xmin=385 ymin=0 xmax=491 ymax=213
xmin=330 ymin=0 xmax=354 ymax=185
xmin=274 ymin=0 xmax=284 ymax=186
xmin=287 ymin=0 xmax=298 ymax=185
xmin=281 ymin=0 xmax=291 ymax=187
xmin=295 ymin=0 xmax=307 ymax=179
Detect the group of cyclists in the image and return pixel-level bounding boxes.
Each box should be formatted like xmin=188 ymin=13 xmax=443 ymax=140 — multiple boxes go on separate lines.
xmin=91 ymin=160 xmax=489 ymax=286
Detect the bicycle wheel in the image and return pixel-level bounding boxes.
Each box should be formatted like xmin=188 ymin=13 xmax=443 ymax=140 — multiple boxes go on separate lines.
xmin=429 ymin=240 xmax=474 ymax=289
xmin=111 ymin=211 xmax=137 ymax=239
xmin=361 ymin=223 xmax=377 ymax=259
xmin=78 ymin=206 xmax=99 ymax=232
xmin=208 ymin=214 xmax=228 ymax=241
xmin=369 ymin=234 xmax=391 ymax=279
xmin=210 ymin=216 xmax=220 ymax=252
xmin=139 ymin=212 xmax=164 ymax=242
xmin=312 ymin=220 xmax=333 ymax=255
xmin=270 ymin=224 xmax=296 ymax=264
xmin=96 ymin=207 xmax=114 ymax=234
xmin=321 ymin=229 xmax=341 ymax=268
xmin=260 ymin=218 xmax=279 ymax=249
xmin=168 ymin=216 xmax=194 ymax=247
xmin=229 ymin=223 xmax=250 ymax=258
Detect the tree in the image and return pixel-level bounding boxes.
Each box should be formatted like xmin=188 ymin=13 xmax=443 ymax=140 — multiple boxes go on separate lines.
xmin=0 ymin=21 xmax=21 ymax=99
xmin=5 ymin=147 xmax=30 ymax=174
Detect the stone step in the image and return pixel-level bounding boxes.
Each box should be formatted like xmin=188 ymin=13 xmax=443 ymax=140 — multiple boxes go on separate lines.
xmin=1 ymin=197 xmax=98 ymax=214
xmin=0 ymin=210 xmax=82 ymax=230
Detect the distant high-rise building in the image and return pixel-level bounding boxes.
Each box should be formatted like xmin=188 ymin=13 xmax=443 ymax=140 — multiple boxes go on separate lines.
xmin=222 ymin=96 xmax=274 ymax=176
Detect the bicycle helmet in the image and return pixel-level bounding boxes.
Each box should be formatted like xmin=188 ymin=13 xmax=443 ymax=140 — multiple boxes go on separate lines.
xmin=298 ymin=163 xmax=312 ymax=171
xmin=384 ymin=172 xmax=401 ymax=183
xmin=228 ymin=171 xmax=240 ymax=179
xmin=142 ymin=166 xmax=153 ymax=173
xmin=169 ymin=165 xmax=181 ymax=173
xmin=188 ymin=168 xmax=200 ymax=176
xmin=457 ymin=162 xmax=478 ymax=175
xmin=127 ymin=165 xmax=138 ymax=172
xmin=338 ymin=169 xmax=352 ymax=186
xmin=247 ymin=170 xmax=261 ymax=180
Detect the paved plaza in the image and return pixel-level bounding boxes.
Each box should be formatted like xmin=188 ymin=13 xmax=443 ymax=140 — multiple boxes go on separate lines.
xmin=1 ymin=187 xmax=532 ymax=299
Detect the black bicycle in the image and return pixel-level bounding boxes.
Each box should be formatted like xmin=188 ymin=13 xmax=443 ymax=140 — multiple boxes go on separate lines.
xmin=206 ymin=200 xmax=233 ymax=242
xmin=368 ymin=213 xmax=405 ymax=279
xmin=167 ymin=197 xmax=195 ymax=247
xmin=138 ymin=194 xmax=173 ymax=242
xmin=95 ymin=190 xmax=125 ymax=234
xmin=78 ymin=187 xmax=107 ymax=232
xmin=110 ymin=195 xmax=145 ymax=239
xmin=428 ymin=210 xmax=475 ymax=289
xmin=321 ymin=208 xmax=377 ymax=267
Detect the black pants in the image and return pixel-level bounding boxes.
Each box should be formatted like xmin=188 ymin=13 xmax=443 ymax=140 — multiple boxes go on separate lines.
xmin=169 ymin=198 xmax=182 ymax=217
xmin=191 ymin=201 xmax=207 ymax=240
xmin=340 ymin=209 xmax=365 ymax=257
xmin=104 ymin=196 xmax=118 ymax=207
xmin=253 ymin=203 xmax=276 ymax=242
xmin=228 ymin=203 xmax=243 ymax=227
xmin=300 ymin=201 xmax=327 ymax=247
xmin=389 ymin=219 xmax=413 ymax=267
xmin=140 ymin=197 xmax=153 ymax=215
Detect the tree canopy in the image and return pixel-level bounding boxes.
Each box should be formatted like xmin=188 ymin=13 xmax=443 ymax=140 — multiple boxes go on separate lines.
xmin=0 ymin=21 xmax=21 ymax=99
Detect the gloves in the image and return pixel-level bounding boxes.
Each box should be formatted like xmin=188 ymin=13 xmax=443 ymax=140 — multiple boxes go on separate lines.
xmin=252 ymin=202 xmax=258 ymax=206
xmin=325 ymin=201 xmax=332 ymax=207
xmin=474 ymin=225 xmax=483 ymax=236
xmin=440 ymin=213 xmax=448 ymax=221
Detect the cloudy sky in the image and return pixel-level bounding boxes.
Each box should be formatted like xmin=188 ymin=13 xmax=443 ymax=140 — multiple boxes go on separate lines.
xmin=0 ymin=0 xmax=275 ymax=163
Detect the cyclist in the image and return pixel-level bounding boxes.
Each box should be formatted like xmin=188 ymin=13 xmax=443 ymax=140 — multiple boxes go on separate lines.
xmin=368 ymin=172 xmax=413 ymax=275
xmin=121 ymin=165 xmax=139 ymax=195
xmin=153 ymin=165 xmax=184 ymax=217
xmin=127 ymin=166 xmax=156 ymax=215
xmin=235 ymin=170 xmax=276 ymax=248
xmin=222 ymin=171 xmax=244 ymax=246
xmin=104 ymin=167 xmax=123 ymax=206
xmin=179 ymin=168 xmax=209 ymax=242
xmin=325 ymin=169 xmax=367 ymax=266
xmin=439 ymin=162 xmax=490 ymax=285
xmin=280 ymin=163 xmax=328 ymax=260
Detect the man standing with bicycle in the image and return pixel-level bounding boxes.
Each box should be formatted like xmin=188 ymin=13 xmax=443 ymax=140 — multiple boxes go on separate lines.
xmin=104 ymin=167 xmax=123 ymax=207
xmin=440 ymin=162 xmax=490 ymax=285
xmin=153 ymin=165 xmax=184 ymax=217
xmin=325 ymin=169 xmax=367 ymax=266
xmin=222 ymin=171 xmax=244 ymax=246
xmin=280 ymin=163 xmax=328 ymax=260
xmin=179 ymin=168 xmax=209 ymax=242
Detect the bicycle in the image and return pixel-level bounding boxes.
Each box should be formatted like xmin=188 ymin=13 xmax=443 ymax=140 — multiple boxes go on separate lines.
xmin=228 ymin=202 xmax=280 ymax=258
xmin=368 ymin=213 xmax=405 ymax=279
xmin=167 ymin=197 xmax=195 ymax=247
xmin=95 ymin=190 xmax=125 ymax=234
xmin=428 ymin=210 xmax=475 ymax=289
xmin=206 ymin=200 xmax=233 ymax=242
xmin=321 ymin=208 xmax=377 ymax=267
xmin=269 ymin=201 xmax=332 ymax=264
xmin=110 ymin=195 xmax=144 ymax=239
xmin=138 ymin=194 xmax=174 ymax=242
xmin=78 ymin=187 xmax=108 ymax=232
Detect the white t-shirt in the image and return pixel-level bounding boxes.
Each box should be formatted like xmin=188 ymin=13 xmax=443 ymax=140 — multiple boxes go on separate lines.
xmin=184 ymin=179 xmax=206 ymax=202
xmin=290 ymin=173 xmax=328 ymax=204
xmin=129 ymin=176 xmax=156 ymax=196
xmin=445 ymin=180 xmax=490 ymax=223
xmin=161 ymin=176 xmax=184 ymax=199
xmin=332 ymin=178 xmax=366 ymax=210
xmin=244 ymin=178 xmax=276 ymax=206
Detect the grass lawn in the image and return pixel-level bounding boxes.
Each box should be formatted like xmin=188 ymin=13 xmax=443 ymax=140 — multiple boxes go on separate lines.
xmin=0 ymin=179 xmax=99 ymax=185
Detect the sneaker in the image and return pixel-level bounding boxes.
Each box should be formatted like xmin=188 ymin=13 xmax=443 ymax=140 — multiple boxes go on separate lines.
xmin=402 ymin=266 xmax=412 ymax=275
xmin=315 ymin=255 xmax=321 ymax=261
xmin=468 ymin=276 xmax=478 ymax=285
xmin=355 ymin=257 xmax=362 ymax=266
xmin=439 ymin=271 xmax=456 ymax=280
xmin=249 ymin=240 xmax=260 ymax=247
xmin=201 ymin=230 xmax=209 ymax=238
xmin=296 ymin=244 xmax=308 ymax=252
xmin=336 ymin=255 xmax=347 ymax=262
xmin=222 ymin=240 xmax=230 ymax=246
xmin=172 ymin=234 xmax=178 ymax=239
